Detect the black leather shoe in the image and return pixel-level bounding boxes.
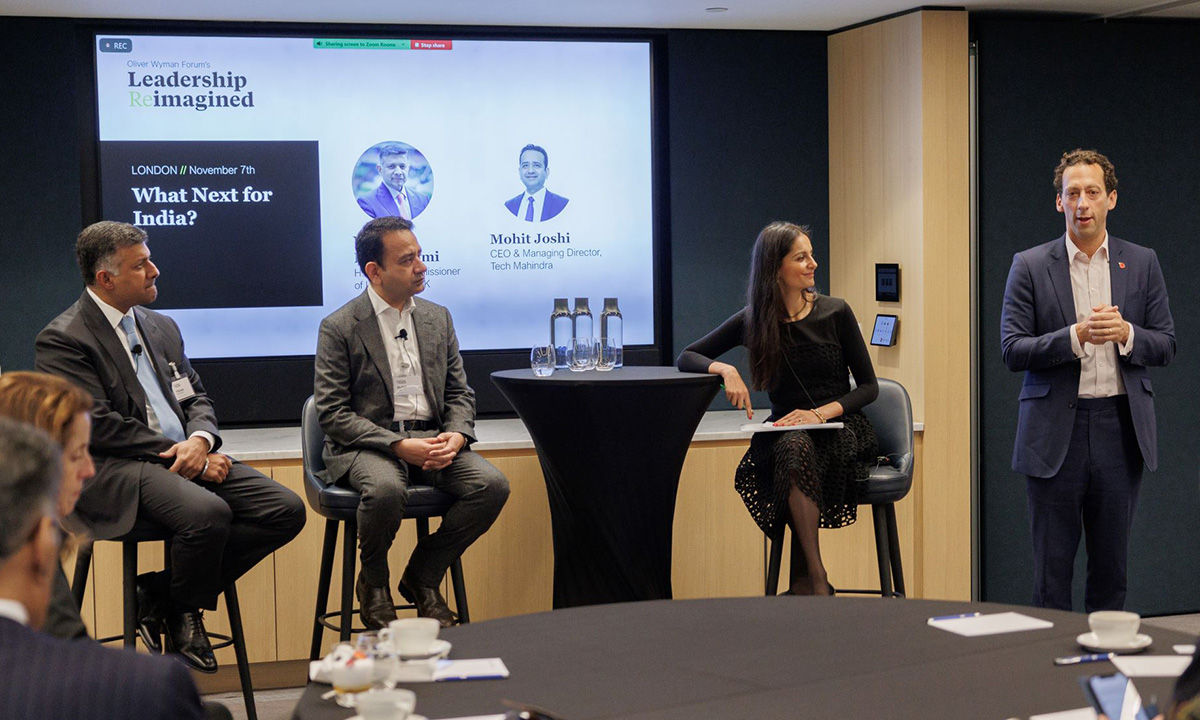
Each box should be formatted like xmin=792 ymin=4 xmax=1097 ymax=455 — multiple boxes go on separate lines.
xmin=135 ymin=572 xmax=166 ymax=654
xmin=356 ymin=572 xmax=397 ymax=631
xmin=165 ymin=609 xmax=218 ymax=674
xmin=398 ymin=569 xmax=457 ymax=628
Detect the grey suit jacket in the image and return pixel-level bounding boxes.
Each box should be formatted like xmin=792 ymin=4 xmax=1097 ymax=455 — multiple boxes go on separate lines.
xmin=314 ymin=291 xmax=476 ymax=484
xmin=1001 ymin=235 xmax=1175 ymax=476
xmin=35 ymin=291 xmax=222 ymax=539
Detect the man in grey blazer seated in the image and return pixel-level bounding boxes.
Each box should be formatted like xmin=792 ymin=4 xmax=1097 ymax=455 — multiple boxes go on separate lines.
xmin=315 ymin=216 xmax=509 ymax=628
xmin=35 ymin=222 xmax=306 ymax=672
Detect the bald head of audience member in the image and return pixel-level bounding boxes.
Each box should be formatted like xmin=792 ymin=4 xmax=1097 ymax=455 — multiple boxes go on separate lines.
xmin=0 ymin=417 xmax=63 ymax=630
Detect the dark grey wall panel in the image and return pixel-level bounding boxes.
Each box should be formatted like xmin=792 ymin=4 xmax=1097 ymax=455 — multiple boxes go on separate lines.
xmin=0 ymin=18 xmax=85 ymax=375
xmin=667 ymin=29 xmax=829 ymax=409
xmin=976 ymin=16 xmax=1200 ymax=614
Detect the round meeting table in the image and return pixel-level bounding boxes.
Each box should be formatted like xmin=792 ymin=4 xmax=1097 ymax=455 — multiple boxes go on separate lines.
xmin=292 ymin=596 xmax=1195 ymax=720
xmin=491 ymin=366 xmax=721 ymax=608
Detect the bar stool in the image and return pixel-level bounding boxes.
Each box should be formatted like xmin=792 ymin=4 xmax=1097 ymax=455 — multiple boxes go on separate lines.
xmin=765 ymin=377 xmax=914 ymax=598
xmin=71 ymin=521 xmax=259 ymax=720
xmin=300 ymin=396 xmax=470 ymax=661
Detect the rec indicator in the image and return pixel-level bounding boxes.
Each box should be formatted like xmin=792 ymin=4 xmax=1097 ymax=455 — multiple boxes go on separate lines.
xmin=312 ymin=38 xmax=453 ymax=50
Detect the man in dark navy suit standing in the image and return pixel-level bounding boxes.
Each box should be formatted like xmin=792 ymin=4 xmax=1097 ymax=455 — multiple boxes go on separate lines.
xmin=1001 ymin=149 xmax=1175 ymax=611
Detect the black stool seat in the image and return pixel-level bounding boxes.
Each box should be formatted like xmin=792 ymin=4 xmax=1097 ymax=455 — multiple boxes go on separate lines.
xmin=71 ymin=519 xmax=259 ymax=720
xmin=766 ymin=378 xmax=915 ymax=599
xmin=301 ymin=396 xmax=470 ymax=661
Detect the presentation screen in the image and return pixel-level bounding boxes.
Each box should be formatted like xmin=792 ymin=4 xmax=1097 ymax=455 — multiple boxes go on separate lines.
xmin=93 ymin=33 xmax=655 ymax=358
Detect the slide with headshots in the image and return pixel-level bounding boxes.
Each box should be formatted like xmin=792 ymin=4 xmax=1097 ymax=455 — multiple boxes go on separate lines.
xmin=94 ymin=34 xmax=654 ymax=357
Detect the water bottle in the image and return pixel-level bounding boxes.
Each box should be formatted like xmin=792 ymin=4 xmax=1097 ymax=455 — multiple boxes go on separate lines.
xmin=571 ymin=298 xmax=594 ymax=369
xmin=550 ymin=298 xmax=572 ymax=369
xmin=600 ymin=297 xmax=623 ymax=368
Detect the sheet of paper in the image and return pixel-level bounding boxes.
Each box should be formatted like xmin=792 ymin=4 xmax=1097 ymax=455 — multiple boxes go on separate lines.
xmin=927 ymin=611 xmax=1054 ymax=637
xmin=740 ymin=421 xmax=845 ymax=433
xmin=1028 ymin=708 xmax=1097 ymax=720
xmin=1111 ymin=655 xmax=1193 ymax=677
xmin=1175 ymin=644 xmax=1196 ymax=655
xmin=434 ymin=716 xmax=506 ymax=720
xmin=434 ymin=658 xmax=510 ymax=682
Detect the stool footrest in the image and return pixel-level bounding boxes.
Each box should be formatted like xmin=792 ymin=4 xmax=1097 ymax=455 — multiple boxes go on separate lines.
xmin=315 ymin=604 xmax=417 ymax=635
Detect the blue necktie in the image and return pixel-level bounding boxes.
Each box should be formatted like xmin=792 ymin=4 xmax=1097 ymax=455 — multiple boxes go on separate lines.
xmin=119 ymin=316 xmax=186 ymax=443
xmin=524 ymin=196 xmax=535 ymax=222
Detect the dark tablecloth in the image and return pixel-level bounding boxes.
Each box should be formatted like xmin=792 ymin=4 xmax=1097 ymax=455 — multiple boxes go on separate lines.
xmin=293 ymin=596 xmax=1194 ymax=720
xmin=491 ymin=367 xmax=720 ymax=608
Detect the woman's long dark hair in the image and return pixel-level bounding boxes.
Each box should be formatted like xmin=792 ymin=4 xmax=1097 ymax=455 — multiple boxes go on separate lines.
xmin=745 ymin=221 xmax=814 ymax=390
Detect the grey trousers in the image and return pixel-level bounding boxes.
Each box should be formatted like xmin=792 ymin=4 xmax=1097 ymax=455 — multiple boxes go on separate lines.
xmin=346 ymin=447 xmax=510 ymax=588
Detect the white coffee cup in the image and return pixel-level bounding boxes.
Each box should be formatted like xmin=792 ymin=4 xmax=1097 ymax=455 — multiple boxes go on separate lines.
xmin=1088 ymin=610 xmax=1140 ymax=645
xmin=355 ymin=688 xmax=416 ymax=720
xmin=380 ymin=617 xmax=441 ymax=657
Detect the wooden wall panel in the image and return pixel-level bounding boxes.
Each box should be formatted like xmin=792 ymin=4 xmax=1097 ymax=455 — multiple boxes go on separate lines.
xmin=828 ymin=10 xmax=971 ymax=600
xmin=918 ymin=11 xmax=972 ymax=601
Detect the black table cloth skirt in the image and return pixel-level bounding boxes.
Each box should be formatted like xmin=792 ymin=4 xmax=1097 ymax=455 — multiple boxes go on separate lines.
xmin=492 ymin=367 xmax=720 ymax=608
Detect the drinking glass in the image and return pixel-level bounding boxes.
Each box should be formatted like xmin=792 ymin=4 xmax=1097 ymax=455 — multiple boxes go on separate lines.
xmin=569 ymin=339 xmax=593 ymax=372
xmin=596 ymin=338 xmax=619 ymax=371
xmin=530 ymin=345 xmax=555 ymax=377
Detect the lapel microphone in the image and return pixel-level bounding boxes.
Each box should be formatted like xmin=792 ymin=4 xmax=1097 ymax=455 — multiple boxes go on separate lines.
xmin=396 ymin=329 xmax=408 ymax=341
xmin=131 ymin=343 xmax=143 ymax=356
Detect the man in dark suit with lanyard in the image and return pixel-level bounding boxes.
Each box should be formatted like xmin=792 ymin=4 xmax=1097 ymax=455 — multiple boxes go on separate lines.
xmin=1001 ymin=149 xmax=1175 ymax=611
xmin=34 ymin=221 xmax=306 ymax=672
xmin=315 ymin=216 xmax=509 ymax=629
xmin=0 ymin=417 xmax=210 ymax=720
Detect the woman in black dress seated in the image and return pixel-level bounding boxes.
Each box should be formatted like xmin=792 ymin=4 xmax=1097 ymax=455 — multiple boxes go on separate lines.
xmin=677 ymin=221 xmax=879 ymax=595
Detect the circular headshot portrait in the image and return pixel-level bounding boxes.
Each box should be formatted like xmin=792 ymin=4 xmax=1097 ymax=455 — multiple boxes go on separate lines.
xmin=352 ymin=141 xmax=434 ymax=220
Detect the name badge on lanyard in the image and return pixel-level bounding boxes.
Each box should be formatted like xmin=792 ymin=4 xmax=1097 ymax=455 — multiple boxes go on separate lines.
xmin=168 ymin=362 xmax=197 ymax=402
xmin=395 ymin=375 xmax=422 ymax=397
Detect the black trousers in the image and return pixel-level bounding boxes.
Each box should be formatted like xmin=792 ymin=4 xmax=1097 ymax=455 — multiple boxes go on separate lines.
xmin=1026 ymin=395 xmax=1143 ymax=612
xmin=138 ymin=460 xmax=306 ymax=610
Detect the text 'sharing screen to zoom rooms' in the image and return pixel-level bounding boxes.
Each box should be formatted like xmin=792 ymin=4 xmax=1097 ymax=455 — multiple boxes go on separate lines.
xmin=95 ymin=34 xmax=655 ymax=358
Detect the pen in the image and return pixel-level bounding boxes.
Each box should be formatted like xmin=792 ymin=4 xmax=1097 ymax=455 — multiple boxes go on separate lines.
xmin=929 ymin=612 xmax=982 ymax=622
xmin=1053 ymin=653 xmax=1116 ymax=665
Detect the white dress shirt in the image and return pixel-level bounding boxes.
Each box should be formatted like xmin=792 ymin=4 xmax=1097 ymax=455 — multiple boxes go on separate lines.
xmin=0 ymin=598 xmax=29 ymax=625
xmin=1066 ymin=234 xmax=1135 ymax=398
xmin=367 ymin=286 xmax=432 ymax=422
xmin=85 ymin=288 xmax=214 ymax=449
xmin=516 ymin=187 xmax=548 ymax=222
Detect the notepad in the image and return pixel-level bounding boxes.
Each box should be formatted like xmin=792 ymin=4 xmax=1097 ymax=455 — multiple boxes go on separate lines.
xmin=926 ymin=611 xmax=1054 ymax=636
xmin=1028 ymin=708 xmax=1097 ymax=720
xmin=434 ymin=658 xmax=510 ymax=682
xmin=1111 ymin=655 xmax=1193 ymax=677
xmin=739 ymin=421 xmax=844 ymax=433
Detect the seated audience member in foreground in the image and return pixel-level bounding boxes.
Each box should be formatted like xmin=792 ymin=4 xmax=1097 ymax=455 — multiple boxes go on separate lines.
xmin=315 ymin=216 xmax=509 ymax=628
xmin=35 ymin=221 xmax=306 ymax=672
xmin=677 ymin=221 xmax=879 ymax=595
xmin=0 ymin=417 xmax=206 ymax=720
xmin=0 ymin=371 xmax=95 ymax=640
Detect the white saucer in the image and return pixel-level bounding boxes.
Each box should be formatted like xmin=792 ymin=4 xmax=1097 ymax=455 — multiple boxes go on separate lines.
xmin=348 ymin=715 xmax=427 ymax=720
xmin=1077 ymin=631 xmax=1153 ymax=653
xmin=396 ymin=638 xmax=452 ymax=661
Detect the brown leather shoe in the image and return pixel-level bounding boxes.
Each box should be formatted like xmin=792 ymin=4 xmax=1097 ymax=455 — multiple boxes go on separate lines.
xmin=355 ymin=572 xmax=397 ymax=631
xmin=398 ymin=569 xmax=457 ymax=628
